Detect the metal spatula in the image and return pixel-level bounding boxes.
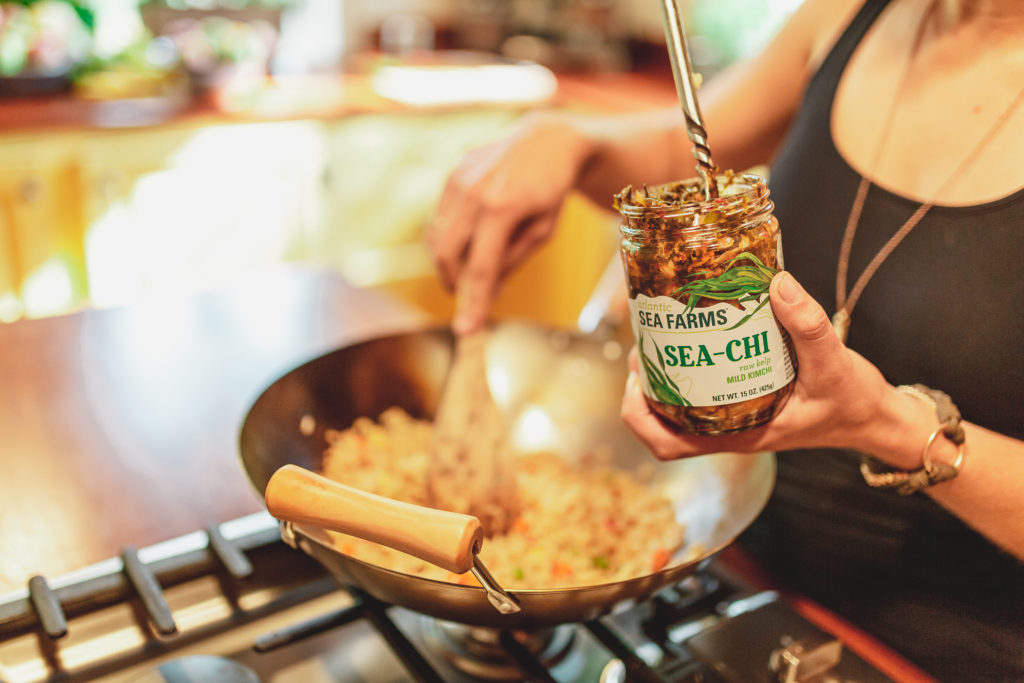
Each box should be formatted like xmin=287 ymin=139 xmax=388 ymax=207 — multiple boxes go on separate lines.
xmin=427 ymin=329 xmax=518 ymax=536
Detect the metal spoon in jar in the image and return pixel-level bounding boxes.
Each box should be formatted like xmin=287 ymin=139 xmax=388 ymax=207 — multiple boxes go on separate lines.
xmin=660 ymin=0 xmax=718 ymax=199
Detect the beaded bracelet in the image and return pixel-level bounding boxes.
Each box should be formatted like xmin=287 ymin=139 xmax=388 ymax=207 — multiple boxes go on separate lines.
xmin=859 ymin=384 xmax=966 ymax=495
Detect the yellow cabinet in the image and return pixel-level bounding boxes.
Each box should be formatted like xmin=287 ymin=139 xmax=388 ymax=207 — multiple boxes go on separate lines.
xmin=0 ymin=140 xmax=86 ymax=320
xmin=0 ymin=195 xmax=18 ymax=321
xmin=0 ymin=121 xmax=327 ymax=319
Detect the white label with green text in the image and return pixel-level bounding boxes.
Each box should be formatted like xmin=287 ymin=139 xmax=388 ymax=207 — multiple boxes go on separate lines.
xmin=629 ymin=293 xmax=795 ymax=407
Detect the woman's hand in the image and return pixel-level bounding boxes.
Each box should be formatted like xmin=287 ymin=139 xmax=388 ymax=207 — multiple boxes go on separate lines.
xmin=621 ymin=272 xmax=918 ymax=467
xmin=428 ymin=113 xmax=593 ymax=335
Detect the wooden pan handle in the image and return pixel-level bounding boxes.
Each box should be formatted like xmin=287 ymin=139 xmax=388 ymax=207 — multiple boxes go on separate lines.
xmin=265 ymin=464 xmax=483 ymax=574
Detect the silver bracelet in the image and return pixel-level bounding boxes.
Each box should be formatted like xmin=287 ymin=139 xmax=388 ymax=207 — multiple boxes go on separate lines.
xmin=859 ymin=384 xmax=966 ymax=495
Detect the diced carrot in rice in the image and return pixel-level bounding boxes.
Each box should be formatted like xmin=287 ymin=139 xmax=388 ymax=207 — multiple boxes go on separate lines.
xmin=650 ymin=548 xmax=672 ymax=572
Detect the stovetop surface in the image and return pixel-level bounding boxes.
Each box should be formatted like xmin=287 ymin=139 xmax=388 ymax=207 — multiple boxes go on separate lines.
xmin=0 ymin=513 xmax=893 ymax=683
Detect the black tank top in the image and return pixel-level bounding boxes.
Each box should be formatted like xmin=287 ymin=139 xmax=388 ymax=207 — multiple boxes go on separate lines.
xmin=739 ymin=1 xmax=1024 ymax=679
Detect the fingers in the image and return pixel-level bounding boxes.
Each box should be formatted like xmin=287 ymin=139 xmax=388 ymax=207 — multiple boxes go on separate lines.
xmin=622 ymin=274 xmax=854 ymax=463
xmin=453 ymin=213 xmax=516 ymax=335
xmin=443 ymin=187 xmax=560 ymax=334
xmin=622 ymin=348 xmax=765 ymax=460
xmin=627 ymin=345 xmax=639 ymax=373
xmin=431 ymin=149 xmax=555 ymax=333
xmin=500 ymin=213 xmax=558 ymax=278
xmin=440 ymin=199 xmax=554 ymax=335
xmin=428 ymin=115 xmax=586 ymax=333
xmin=621 ymin=370 xmax=676 ymax=459
xmin=450 ymin=211 xmax=556 ymax=335
xmin=429 ymin=177 xmax=481 ymax=291
xmin=769 ymin=271 xmax=845 ymax=376
xmin=621 ymin=371 xmax=714 ymax=460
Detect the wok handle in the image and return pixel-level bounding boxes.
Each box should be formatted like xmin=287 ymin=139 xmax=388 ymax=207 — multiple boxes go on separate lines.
xmin=265 ymin=464 xmax=483 ymax=574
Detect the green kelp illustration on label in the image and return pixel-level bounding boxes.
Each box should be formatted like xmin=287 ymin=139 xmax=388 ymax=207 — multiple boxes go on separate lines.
xmin=629 ymin=251 xmax=794 ymax=410
xmin=672 ymin=252 xmax=777 ymax=330
xmin=638 ymin=332 xmax=692 ymax=407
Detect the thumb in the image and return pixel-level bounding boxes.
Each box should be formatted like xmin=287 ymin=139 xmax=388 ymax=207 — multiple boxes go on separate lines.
xmin=769 ymin=271 xmax=844 ymax=374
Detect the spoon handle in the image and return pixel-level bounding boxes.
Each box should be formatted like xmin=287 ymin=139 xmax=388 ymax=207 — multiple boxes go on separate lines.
xmin=660 ymin=0 xmax=717 ymax=198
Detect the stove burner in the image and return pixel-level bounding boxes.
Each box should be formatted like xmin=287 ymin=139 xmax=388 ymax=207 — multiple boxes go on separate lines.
xmin=126 ymin=655 xmax=261 ymax=683
xmin=421 ymin=618 xmax=577 ymax=681
xmin=599 ymin=658 xmax=626 ymax=683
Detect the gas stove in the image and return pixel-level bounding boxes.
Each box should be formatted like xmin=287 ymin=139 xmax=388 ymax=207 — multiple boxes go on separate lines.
xmin=0 ymin=513 xmax=894 ymax=682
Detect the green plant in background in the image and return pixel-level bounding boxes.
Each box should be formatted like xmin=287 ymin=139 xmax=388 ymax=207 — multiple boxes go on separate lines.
xmin=3 ymin=0 xmax=92 ymax=28
xmin=639 ymin=332 xmax=691 ymax=406
xmin=688 ymin=0 xmax=803 ymax=69
xmin=179 ymin=14 xmax=273 ymax=65
xmin=671 ymin=252 xmax=777 ymax=330
xmin=0 ymin=0 xmax=93 ymax=76
xmin=138 ymin=0 xmax=292 ymax=9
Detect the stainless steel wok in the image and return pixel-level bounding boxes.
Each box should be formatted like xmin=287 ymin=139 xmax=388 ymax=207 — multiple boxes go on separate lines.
xmin=239 ymin=321 xmax=775 ymax=629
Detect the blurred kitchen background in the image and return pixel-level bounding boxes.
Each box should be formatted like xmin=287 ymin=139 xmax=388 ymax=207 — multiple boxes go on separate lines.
xmin=0 ymin=0 xmax=801 ymax=327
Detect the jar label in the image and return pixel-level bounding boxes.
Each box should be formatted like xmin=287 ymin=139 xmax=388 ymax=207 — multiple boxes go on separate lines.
xmin=628 ymin=293 xmax=795 ymax=408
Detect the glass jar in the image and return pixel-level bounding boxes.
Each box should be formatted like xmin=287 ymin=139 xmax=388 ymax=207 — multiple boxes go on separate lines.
xmin=616 ymin=173 xmax=796 ymax=435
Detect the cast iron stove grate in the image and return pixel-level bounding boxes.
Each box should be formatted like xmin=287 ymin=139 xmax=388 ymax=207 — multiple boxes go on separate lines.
xmin=0 ymin=512 xmax=893 ymax=683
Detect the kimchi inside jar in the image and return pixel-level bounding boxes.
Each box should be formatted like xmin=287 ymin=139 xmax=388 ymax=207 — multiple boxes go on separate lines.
xmin=616 ymin=173 xmax=796 ymax=435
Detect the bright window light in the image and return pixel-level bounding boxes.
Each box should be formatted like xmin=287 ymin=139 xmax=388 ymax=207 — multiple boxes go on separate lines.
xmin=22 ymin=259 xmax=74 ymax=317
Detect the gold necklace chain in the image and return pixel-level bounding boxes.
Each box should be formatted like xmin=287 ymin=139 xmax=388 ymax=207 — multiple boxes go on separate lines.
xmin=832 ymin=1 xmax=1024 ymax=343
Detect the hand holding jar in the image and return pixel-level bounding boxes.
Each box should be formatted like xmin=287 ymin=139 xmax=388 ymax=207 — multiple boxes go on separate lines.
xmin=617 ymin=174 xmax=796 ymax=434
xmin=620 ymin=269 xmax=910 ymax=467
xmin=616 ymin=174 xmax=904 ymax=462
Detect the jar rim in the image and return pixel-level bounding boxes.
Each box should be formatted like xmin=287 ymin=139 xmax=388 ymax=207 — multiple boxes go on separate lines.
xmin=615 ymin=173 xmax=770 ymax=220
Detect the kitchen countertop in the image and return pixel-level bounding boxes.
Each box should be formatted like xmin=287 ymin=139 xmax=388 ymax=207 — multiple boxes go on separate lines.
xmin=0 ymin=265 xmax=933 ymax=682
xmin=0 ymin=266 xmax=426 ymax=592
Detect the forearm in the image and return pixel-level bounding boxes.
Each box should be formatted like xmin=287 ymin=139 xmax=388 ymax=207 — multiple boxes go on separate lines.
xmin=549 ymin=108 xmax=691 ymax=208
xmin=562 ymin=75 xmax=795 ymax=208
xmin=565 ymin=101 xmax=786 ymax=208
xmin=859 ymin=387 xmax=1024 ymax=560
xmin=547 ymin=19 xmax=816 ymax=205
xmin=544 ymin=0 xmax=856 ymax=211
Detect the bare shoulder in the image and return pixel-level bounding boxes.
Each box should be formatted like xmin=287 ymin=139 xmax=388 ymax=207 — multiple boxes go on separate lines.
xmin=792 ymin=0 xmax=868 ymax=74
